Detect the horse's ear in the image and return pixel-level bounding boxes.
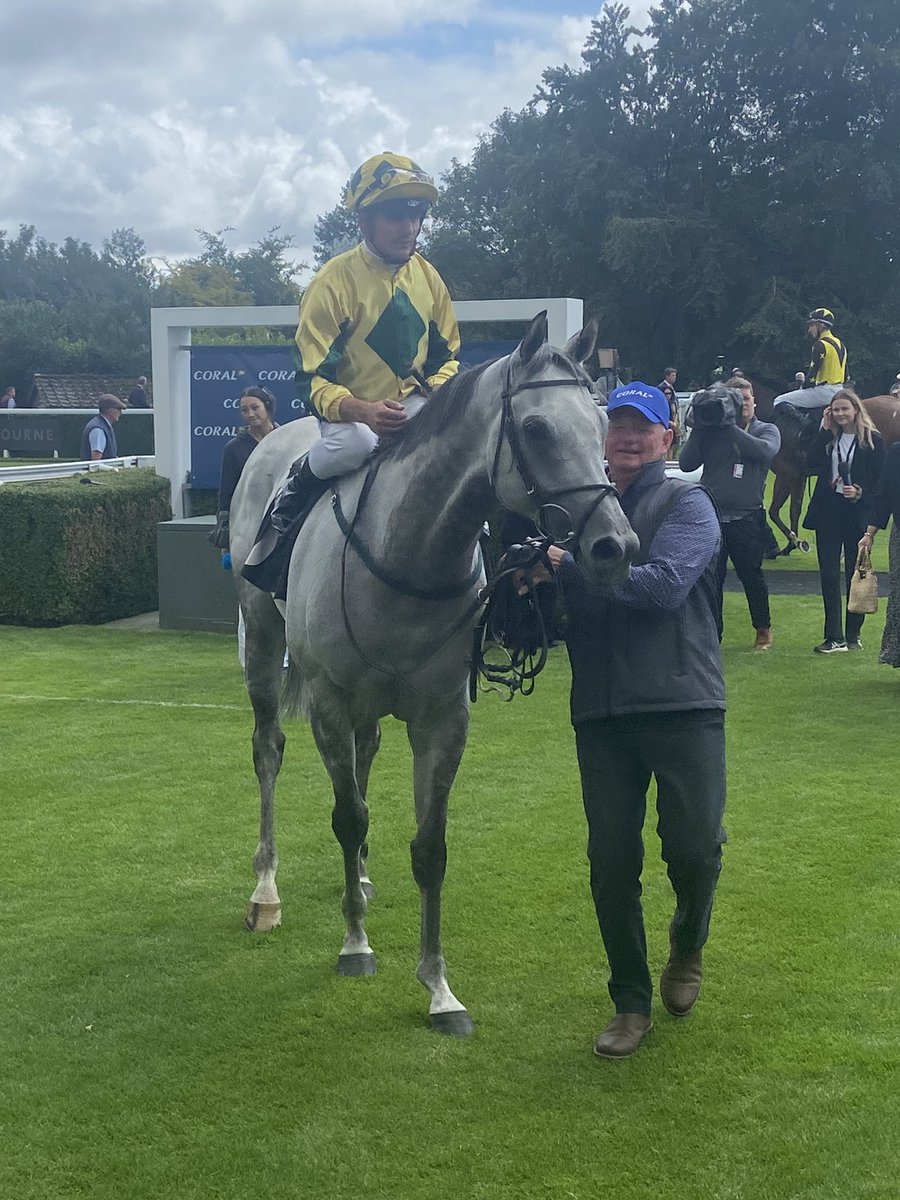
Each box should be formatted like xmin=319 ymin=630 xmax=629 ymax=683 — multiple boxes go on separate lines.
xmin=517 ymin=311 xmax=548 ymax=365
xmin=563 ymin=318 xmax=600 ymax=366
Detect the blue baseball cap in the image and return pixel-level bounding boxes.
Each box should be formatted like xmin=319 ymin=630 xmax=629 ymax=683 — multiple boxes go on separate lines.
xmin=607 ymin=382 xmax=670 ymax=427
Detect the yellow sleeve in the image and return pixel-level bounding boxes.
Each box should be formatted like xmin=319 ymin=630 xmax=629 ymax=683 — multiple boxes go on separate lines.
xmin=423 ymin=269 xmax=461 ymax=392
xmin=295 ymin=273 xmax=354 ymax=423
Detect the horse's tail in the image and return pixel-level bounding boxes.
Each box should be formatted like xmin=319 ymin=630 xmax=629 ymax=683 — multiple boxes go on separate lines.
xmin=280 ymin=655 xmax=309 ymax=721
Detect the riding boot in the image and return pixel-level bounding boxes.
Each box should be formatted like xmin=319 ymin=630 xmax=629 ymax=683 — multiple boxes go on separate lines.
xmin=270 ymin=457 xmax=321 ymax=535
xmin=241 ymin=455 xmax=329 ymax=596
xmin=780 ymin=403 xmax=824 ymax=448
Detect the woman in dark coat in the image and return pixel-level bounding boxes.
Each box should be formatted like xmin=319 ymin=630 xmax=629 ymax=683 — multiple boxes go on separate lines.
xmin=210 ymin=386 xmax=278 ymax=552
xmin=859 ymin=439 xmax=900 ymax=666
xmin=803 ymin=389 xmax=885 ymax=653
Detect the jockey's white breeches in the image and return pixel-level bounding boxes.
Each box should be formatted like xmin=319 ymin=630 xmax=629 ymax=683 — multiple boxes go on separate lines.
xmin=307 ymin=394 xmax=427 ymax=479
xmin=773 ymin=383 xmax=842 ymax=410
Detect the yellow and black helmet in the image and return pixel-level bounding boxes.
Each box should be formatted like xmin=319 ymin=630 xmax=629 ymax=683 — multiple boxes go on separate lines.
xmin=345 ymin=152 xmax=439 ymax=213
xmin=807 ymin=307 xmax=835 ymax=328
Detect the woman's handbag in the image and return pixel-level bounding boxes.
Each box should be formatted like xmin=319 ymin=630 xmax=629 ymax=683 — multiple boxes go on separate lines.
xmin=848 ymin=546 xmax=878 ymax=614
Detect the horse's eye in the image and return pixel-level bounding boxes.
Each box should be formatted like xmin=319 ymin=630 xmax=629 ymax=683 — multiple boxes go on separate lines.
xmin=522 ymin=416 xmax=552 ymax=441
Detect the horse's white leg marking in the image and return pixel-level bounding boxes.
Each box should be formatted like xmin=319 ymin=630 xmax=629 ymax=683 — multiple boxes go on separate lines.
xmin=407 ymin=699 xmax=475 ymax=1035
xmin=242 ymin=589 xmax=287 ymax=933
xmin=310 ymin=702 xmax=376 ymax=975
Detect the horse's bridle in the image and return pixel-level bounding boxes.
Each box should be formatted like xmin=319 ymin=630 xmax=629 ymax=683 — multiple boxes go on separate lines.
xmin=491 ymin=357 xmax=619 ymax=551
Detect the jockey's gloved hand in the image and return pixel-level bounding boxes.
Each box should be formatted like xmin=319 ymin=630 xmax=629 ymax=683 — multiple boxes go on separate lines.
xmin=222 ymin=552 xmax=232 ymax=571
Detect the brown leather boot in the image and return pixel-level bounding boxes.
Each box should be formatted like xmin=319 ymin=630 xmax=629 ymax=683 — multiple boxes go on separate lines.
xmin=593 ymin=1013 xmax=652 ymax=1059
xmin=754 ymin=628 xmax=773 ymax=651
xmin=660 ymin=950 xmax=703 ymax=1016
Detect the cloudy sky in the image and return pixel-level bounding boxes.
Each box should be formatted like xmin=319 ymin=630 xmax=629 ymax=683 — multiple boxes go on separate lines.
xmin=0 ymin=0 xmax=651 ymax=282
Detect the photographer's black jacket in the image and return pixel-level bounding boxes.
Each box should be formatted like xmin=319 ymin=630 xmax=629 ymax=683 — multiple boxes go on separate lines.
xmin=678 ymin=418 xmax=780 ymax=519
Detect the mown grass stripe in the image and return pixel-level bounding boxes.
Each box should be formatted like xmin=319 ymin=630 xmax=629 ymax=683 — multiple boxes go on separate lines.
xmin=2 ymin=692 xmax=246 ymax=711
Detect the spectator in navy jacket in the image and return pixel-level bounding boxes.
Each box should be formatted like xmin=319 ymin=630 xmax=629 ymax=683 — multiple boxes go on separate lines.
xmin=80 ymin=395 xmax=126 ymax=460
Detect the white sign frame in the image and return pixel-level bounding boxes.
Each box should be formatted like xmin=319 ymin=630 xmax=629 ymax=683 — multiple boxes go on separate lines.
xmin=150 ymin=298 xmax=583 ymax=517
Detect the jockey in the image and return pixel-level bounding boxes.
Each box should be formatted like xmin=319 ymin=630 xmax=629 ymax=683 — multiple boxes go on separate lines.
xmin=773 ymin=308 xmax=848 ymax=418
xmin=265 ymin=152 xmax=459 ymax=540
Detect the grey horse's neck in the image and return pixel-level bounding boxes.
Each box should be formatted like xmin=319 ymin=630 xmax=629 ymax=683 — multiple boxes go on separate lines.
xmin=370 ymin=372 xmax=501 ymax=593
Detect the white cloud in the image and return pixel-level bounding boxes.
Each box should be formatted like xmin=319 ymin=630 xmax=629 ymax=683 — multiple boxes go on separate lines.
xmin=0 ymin=1 xmax=615 ymax=279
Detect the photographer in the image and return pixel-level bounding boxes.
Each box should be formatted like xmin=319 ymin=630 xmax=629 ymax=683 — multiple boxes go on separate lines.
xmin=680 ymin=378 xmax=781 ymax=649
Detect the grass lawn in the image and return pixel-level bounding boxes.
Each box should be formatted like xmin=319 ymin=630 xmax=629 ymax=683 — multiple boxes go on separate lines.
xmin=1 ymin=597 xmax=897 ymax=1200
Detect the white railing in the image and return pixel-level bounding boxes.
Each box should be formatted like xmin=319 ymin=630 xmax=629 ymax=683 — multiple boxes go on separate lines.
xmin=0 ymin=456 xmax=156 ymax=486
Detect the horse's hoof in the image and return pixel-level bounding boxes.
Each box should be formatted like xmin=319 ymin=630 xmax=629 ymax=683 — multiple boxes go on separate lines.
xmin=245 ymin=902 xmax=282 ymax=933
xmin=361 ymin=880 xmax=376 ymax=901
xmin=337 ymin=952 xmax=377 ymax=977
xmin=430 ymin=1009 xmax=475 ymax=1037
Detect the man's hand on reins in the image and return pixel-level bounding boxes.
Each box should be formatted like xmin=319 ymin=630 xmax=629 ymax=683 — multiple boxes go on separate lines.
xmin=512 ymin=539 xmax=563 ymax=595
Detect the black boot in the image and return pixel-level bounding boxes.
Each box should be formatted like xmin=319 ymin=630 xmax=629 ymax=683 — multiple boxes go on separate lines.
xmin=241 ymin=456 xmax=328 ymax=596
xmin=270 ymin=457 xmax=320 ymax=535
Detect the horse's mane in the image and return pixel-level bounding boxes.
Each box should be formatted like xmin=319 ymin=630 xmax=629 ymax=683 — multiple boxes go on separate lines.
xmin=378 ymin=343 xmax=583 ymax=463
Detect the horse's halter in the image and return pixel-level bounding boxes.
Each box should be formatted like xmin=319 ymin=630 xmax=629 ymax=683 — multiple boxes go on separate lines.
xmin=491 ymin=355 xmax=619 ymax=552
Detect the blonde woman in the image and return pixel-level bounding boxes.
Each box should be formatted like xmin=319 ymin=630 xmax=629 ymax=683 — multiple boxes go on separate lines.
xmin=802 ymin=389 xmax=885 ymax=653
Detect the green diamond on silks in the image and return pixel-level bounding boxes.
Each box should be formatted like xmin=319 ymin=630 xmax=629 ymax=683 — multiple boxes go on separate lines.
xmin=365 ymin=289 xmax=426 ymax=378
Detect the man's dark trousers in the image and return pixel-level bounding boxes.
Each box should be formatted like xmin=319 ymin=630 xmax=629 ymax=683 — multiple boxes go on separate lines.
xmin=575 ymin=709 xmax=726 ymax=1016
xmin=718 ymin=509 xmax=771 ymax=630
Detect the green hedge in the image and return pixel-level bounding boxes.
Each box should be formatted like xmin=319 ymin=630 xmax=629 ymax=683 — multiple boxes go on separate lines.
xmin=0 ymin=469 xmax=172 ymax=626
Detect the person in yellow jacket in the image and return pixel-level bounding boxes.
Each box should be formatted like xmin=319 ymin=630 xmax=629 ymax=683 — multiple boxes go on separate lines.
xmin=773 ymin=307 xmax=848 ymax=414
xmin=266 ymin=152 xmax=460 ymax=543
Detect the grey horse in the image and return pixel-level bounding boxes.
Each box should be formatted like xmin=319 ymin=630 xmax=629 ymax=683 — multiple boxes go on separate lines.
xmin=228 ymin=312 xmax=639 ymax=1035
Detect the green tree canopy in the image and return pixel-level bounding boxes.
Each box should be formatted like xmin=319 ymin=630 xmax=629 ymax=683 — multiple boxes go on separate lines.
xmin=426 ymin=0 xmax=900 ymax=393
xmin=0 ymin=226 xmax=305 ymax=395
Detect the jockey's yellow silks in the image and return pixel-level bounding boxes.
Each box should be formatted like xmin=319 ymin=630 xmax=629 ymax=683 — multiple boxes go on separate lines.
xmin=809 ymin=330 xmax=847 ymax=386
xmin=295 ymin=245 xmax=460 ymax=423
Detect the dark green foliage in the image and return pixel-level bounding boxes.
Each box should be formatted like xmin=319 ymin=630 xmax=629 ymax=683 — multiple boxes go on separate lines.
xmin=0 ymin=226 xmax=154 ymax=392
xmin=0 ymin=469 xmax=172 ymax=626
xmin=154 ymin=226 xmax=303 ymax=309
xmin=426 ymin=0 xmax=900 ymax=391
xmin=312 ymin=195 xmax=360 ymax=269
xmin=0 ymin=226 xmax=304 ymax=396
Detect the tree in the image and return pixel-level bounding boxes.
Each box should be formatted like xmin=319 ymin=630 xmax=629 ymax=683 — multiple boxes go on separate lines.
xmin=189 ymin=226 xmax=303 ymax=305
xmin=312 ymin=197 xmax=359 ymax=270
xmin=154 ymin=261 xmax=254 ymax=309
xmin=427 ymin=0 xmax=900 ymax=391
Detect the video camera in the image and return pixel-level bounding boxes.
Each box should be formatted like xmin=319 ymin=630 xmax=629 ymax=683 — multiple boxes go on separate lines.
xmin=690 ymin=385 xmax=743 ymax=429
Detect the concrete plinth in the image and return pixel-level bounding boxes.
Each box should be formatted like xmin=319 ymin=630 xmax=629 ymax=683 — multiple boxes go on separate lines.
xmin=157 ymin=516 xmax=238 ymax=633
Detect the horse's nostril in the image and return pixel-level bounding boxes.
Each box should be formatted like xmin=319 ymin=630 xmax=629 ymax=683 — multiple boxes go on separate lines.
xmin=590 ymin=537 xmax=623 ymax=562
